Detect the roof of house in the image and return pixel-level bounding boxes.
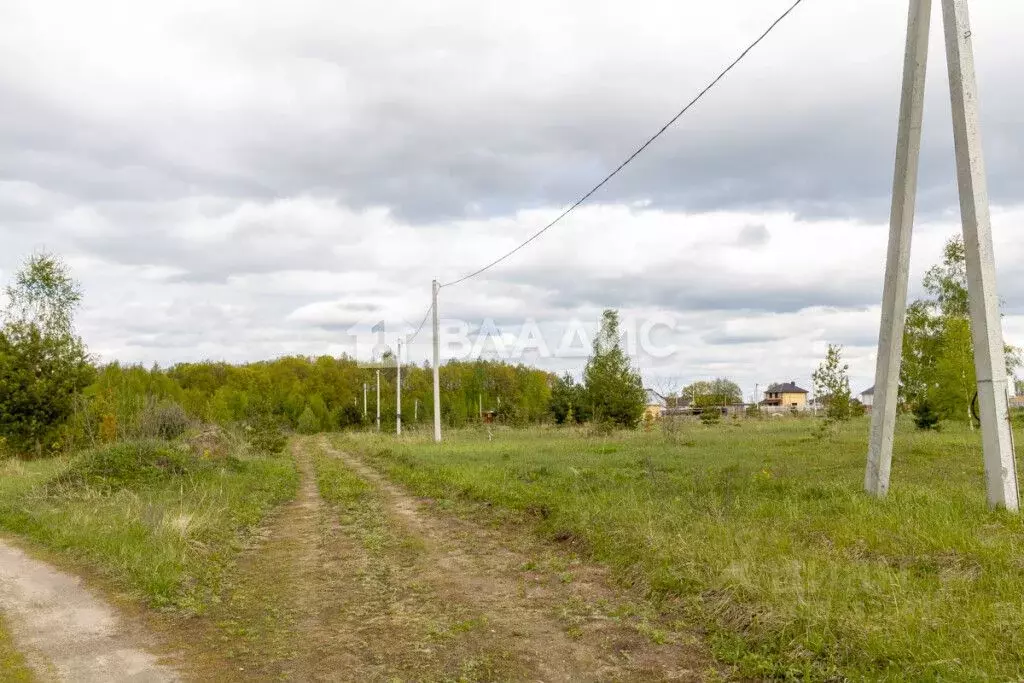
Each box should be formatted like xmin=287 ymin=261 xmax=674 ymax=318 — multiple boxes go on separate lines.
xmin=861 ymin=385 xmax=875 ymax=396
xmin=766 ymin=381 xmax=808 ymax=394
xmin=645 ymin=389 xmax=667 ymax=407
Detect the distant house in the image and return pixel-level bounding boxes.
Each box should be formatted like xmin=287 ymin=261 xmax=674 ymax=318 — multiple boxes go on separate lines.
xmin=644 ymin=389 xmax=667 ymax=420
xmin=1009 ymin=395 xmax=1024 ymax=410
xmin=661 ymin=396 xmax=695 ymax=418
xmin=860 ymin=386 xmax=875 ymax=411
xmin=762 ymin=381 xmax=809 ymax=411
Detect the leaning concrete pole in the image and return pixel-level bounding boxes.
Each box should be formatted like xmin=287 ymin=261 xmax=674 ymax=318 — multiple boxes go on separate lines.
xmin=865 ymin=0 xmax=932 ymax=498
xmin=941 ymin=0 xmax=1018 ymax=510
xmin=432 ymin=279 xmax=442 ymax=443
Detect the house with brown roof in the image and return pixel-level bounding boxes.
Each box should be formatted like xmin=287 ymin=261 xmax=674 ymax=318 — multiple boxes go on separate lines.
xmin=762 ymin=381 xmax=809 ymax=411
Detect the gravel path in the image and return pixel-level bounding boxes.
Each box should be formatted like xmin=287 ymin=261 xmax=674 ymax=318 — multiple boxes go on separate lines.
xmin=0 ymin=539 xmax=179 ymax=682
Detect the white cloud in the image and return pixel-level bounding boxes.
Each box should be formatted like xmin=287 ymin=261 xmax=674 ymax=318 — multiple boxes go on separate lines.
xmin=1 ymin=0 xmax=1023 ymax=397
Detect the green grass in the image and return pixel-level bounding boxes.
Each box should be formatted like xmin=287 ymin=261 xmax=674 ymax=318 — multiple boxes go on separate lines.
xmin=340 ymin=418 xmax=1024 ymax=680
xmin=313 ymin=449 xmax=414 ymax=556
xmin=0 ymin=614 xmax=34 ymax=682
xmin=0 ymin=442 xmax=299 ymax=613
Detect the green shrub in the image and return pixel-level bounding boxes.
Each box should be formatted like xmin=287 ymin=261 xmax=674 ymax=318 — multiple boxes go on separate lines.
xmin=139 ymin=399 xmax=190 ymax=440
xmin=700 ymin=409 xmax=721 ymax=425
xmin=51 ymin=440 xmax=228 ymax=492
xmin=913 ymin=400 xmax=940 ymax=431
xmin=296 ymin=406 xmax=320 ymax=434
xmin=334 ymin=404 xmax=364 ymax=429
xmin=247 ymin=416 xmax=288 ymax=455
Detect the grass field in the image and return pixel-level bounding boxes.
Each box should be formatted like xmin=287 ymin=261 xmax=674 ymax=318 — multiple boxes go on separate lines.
xmin=341 ymin=417 xmax=1024 ymax=680
xmin=0 ymin=441 xmax=298 ymax=613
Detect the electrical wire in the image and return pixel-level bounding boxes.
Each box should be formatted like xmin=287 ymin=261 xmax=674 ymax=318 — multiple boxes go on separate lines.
xmin=405 ymin=302 xmax=434 ymax=343
xmin=440 ymin=0 xmax=808 ymax=289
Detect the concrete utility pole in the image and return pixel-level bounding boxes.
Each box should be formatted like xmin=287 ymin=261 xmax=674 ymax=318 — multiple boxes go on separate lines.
xmin=867 ymin=0 xmax=1018 ymax=510
xmin=415 ymin=398 xmax=419 ymax=422
xmin=432 ymin=279 xmax=442 ymax=443
xmin=363 ymin=382 xmax=368 ymax=419
xmin=478 ymin=394 xmax=483 ymax=421
xmin=375 ymin=369 xmax=381 ymax=432
xmin=396 ymin=339 xmax=403 ymax=436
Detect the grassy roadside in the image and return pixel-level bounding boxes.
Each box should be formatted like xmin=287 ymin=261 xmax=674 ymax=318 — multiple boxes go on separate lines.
xmin=0 ymin=615 xmax=33 ymax=682
xmin=0 ymin=441 xmax=298 ymax=613
xmin=339 ymin=419 xmax=1024 ymax=680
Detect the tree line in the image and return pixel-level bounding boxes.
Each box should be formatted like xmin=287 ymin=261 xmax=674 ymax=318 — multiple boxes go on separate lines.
xmin=1 ymin=254 xmax=651 ymax=457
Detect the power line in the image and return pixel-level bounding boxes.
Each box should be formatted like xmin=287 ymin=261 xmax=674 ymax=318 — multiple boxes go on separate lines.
xmin=405 ymin=302 xmax=434 ymax=343
xmin=440 ymin=0 xmax=808 ymax=289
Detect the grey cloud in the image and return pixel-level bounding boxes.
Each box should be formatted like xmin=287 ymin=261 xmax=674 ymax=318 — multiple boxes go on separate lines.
xmin=2 ymin=2 xmax=1022 ymax=226
xmin=702 ymin=331 xmax=785 ymax=346
xmin=50 ymin=201 xmax=364 ymax=284
xmin=506 ymin=271 xmax=880 ymax=316
xmin=737 ymin=224 xmax=770 ymax=248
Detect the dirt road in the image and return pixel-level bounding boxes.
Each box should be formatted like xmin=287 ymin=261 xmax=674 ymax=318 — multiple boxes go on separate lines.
xmin=314 ymin=438 xmax=716 ymax=681
xmin=0 ymin=539 xmax=179 ymax=682
xmin=2 ymin=438 xmax=720 ymax=681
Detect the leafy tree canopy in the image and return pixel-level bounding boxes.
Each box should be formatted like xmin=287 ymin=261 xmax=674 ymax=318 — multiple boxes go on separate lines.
xmin=0 ymin=253 xmax=93 ymax=455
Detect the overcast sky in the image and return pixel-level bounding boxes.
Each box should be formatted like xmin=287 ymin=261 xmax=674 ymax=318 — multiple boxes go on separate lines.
xmin=2 ymin=0 xmax=1023 ymax=398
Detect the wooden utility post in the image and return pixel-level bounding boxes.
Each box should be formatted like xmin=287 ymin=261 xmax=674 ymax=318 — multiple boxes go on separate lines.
xmin=867 ymin=0 xmax=1018 ymax=510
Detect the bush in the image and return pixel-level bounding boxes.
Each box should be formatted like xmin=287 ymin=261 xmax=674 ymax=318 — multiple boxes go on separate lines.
xmin=185 ymin=424 xmax=236 ymax=460
xmin=247 ymin=416 xmax=287 ymax=455
xmin=913 ymin=400 xmax=940 ymax=431
xmin=335 ymin=404 xmax=364 ymax=430
xmin=699 ymin=409 xmax=721 ymax=425
xmin=297 ymin=406 xmax=320 ymax=435
xmin=138 ymin=399 xmax=189 ymax=440
xmin=52 ymin=440 xmax=228 ymax=492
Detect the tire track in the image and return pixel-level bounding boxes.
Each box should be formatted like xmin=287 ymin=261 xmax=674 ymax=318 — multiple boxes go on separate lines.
xmin=320 ymin=437 xmax=716 ymax=682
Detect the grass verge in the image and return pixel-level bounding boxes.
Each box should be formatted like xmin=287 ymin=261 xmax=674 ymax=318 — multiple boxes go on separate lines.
xmin=0 ymin=614 xmax=33 ymax=682
xmin=0 ymin=441 xmax=298 ymax=613
xmin=339 ymin=418 xmax=1024 ymax=680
